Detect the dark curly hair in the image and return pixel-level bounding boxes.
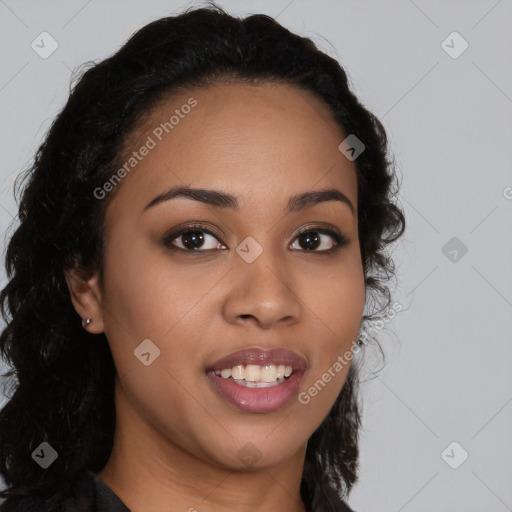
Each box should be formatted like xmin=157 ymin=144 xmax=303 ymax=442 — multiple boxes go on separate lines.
xmin=0 ymin=2 xmax=405 ymax=509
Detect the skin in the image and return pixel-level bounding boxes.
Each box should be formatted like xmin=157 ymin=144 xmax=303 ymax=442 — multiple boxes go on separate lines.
xmin=65 ymin=82 xmax=366 ymax=512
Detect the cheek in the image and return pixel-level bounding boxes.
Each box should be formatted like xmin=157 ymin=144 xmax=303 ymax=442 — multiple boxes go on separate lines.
xmin=99 ymin=241 xmax=233 ymax=405
xmin=101 ymin=229 xmax=207 ymax=337
xmin=99 ymin=236 xmax=198 ymax=378
xmin=304 ymin=256 xmax=365 ymax=338
xmin=299 ymin=258 xmax=365 ymax=395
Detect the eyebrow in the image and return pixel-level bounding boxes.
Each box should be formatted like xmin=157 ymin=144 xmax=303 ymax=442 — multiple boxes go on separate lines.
xmin=142 ymin=185 xmax=355 ymax=215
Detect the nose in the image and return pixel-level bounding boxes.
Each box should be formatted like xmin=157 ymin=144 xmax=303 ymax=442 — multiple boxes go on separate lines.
xmin=222 ymin=249 xmax=302 ymax=330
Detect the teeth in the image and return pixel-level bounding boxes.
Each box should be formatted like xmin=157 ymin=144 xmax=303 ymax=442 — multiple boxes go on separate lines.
xmin=261 ymin=364 xmax=278 ymax=382
xmin=234 ymin=377 xmax=286 ymax=388
xmin=244 ymin=364 xmax=261 ymax=382
xmin=213 ymin=363 xmax=293 ymax=383
xmin=231 ymin=365 xmax=244 ymax=379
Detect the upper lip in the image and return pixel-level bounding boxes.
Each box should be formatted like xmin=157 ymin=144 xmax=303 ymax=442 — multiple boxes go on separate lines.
xmin=206 ymin=347 xmax=307 ymax=373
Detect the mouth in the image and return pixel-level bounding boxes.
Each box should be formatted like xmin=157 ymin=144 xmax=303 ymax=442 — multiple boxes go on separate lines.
xmin=205 ymin=347 xmax=307 ymax=413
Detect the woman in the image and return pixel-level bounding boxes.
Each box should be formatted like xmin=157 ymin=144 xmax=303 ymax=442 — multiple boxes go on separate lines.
xmin=0 ymin=3 xmax=405 ymax=511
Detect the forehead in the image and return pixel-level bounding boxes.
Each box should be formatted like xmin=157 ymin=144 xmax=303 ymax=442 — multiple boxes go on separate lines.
xmin=106 ymin=81 xmax=357 ymax=219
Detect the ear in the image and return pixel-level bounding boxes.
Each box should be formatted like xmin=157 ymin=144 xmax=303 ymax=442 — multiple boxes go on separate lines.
xmin=64 ymin=266 xmax=105 ymax=334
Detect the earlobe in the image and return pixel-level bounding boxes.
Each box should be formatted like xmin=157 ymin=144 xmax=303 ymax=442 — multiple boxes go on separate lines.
xmin=64 ymin=267 xmax=105 ymax=334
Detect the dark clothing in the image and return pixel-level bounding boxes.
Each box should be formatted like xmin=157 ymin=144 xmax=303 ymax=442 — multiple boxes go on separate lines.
xmin=0 ymin=468 xmax=356 ymax=511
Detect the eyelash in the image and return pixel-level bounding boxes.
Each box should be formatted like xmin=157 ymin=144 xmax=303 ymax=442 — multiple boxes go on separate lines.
xmin=162 ymin=223 xmax=349 ymax=255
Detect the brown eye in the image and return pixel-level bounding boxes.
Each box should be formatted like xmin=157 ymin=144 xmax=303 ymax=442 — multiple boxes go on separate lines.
xmin=290 ymin=228 xmax=348 ymax=253
xmin=163 ymin=225 xmax=226 ymax=252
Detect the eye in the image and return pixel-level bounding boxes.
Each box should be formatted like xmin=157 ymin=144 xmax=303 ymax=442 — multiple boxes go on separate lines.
xmin=163 ymin=224 xmax=226 ymax=251
xmin=290 ymin=227 xmax=348 ymax=253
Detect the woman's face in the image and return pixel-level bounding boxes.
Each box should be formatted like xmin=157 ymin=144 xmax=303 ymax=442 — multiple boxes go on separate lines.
xmin=90 ymin=82 xmax=365 ymax=470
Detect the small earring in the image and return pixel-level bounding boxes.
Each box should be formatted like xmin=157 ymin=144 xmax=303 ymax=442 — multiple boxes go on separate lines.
xmin=83 ymin=317 xmax=93 ymax=328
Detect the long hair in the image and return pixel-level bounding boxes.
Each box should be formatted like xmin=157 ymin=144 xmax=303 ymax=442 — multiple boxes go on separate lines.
xmin=0 ymin=2 xmax=405 ymax=506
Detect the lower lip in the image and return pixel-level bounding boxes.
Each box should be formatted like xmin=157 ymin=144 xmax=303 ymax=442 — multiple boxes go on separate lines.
xmin=206 ymin=370 xmax=304 ymax=413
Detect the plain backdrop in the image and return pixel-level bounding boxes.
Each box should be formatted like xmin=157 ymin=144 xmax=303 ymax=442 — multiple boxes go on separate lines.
xmin=1 ymin=1 xmax=511 ymax=511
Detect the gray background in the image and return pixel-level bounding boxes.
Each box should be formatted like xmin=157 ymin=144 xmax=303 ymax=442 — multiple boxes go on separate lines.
xmin=1 ymin=1 xmax=511 ymax=510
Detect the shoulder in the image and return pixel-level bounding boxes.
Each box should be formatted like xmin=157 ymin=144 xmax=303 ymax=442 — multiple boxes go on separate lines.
xmin=0 ymin=494 xmax=60 ymax=512
xmin=0 ymin=468 xmax=109 ymax=512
